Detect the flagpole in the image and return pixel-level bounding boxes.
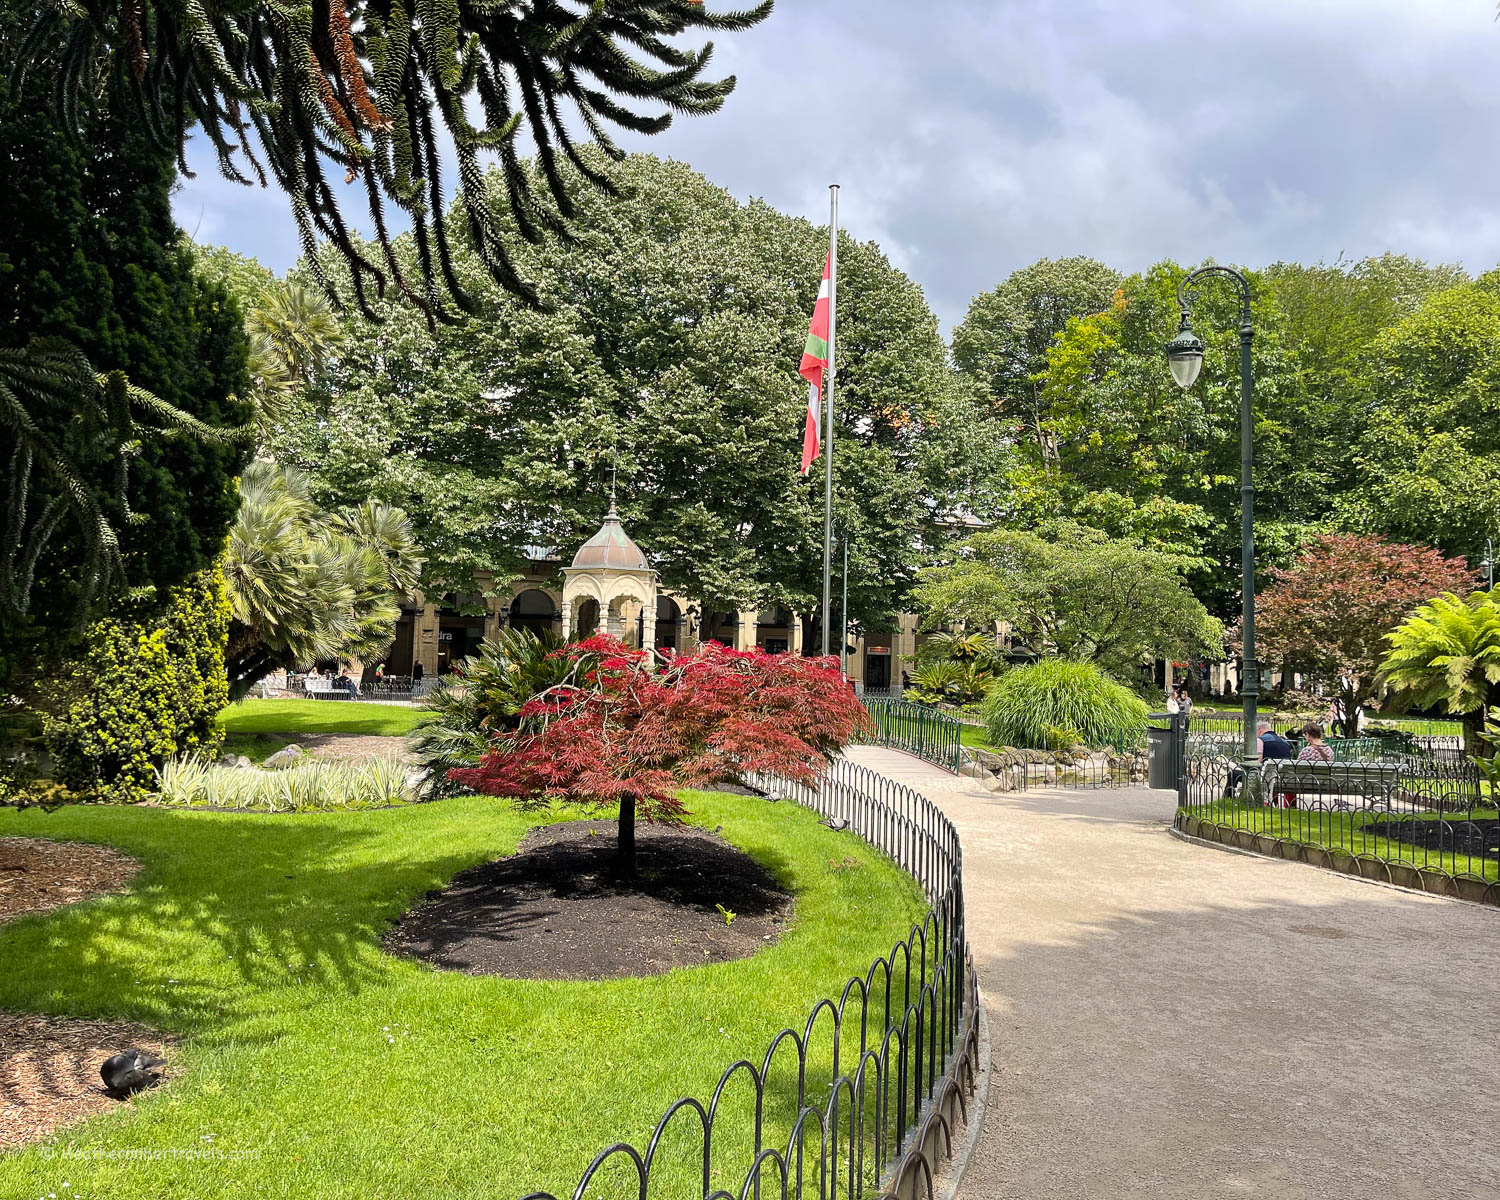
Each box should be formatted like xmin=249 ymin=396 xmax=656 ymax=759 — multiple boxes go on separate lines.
xmin=822 ymin=183 xmax=839 ymax=659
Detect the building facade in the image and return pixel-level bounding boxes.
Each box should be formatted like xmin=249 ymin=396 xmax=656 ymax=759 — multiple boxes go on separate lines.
xmin=384 ymin=501 xmax=923 ymax=689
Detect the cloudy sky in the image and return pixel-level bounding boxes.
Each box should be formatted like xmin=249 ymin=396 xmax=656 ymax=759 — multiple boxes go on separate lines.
xmin=173 ymin=0 xmax=1500 ymax=332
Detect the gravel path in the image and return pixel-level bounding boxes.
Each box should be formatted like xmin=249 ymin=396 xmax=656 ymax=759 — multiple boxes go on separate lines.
xmin=844 ymin=746 xmax=1500 ymax=1200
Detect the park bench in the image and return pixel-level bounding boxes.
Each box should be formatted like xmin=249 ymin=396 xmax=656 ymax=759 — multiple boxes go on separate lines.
xmin=1262 ymin=760 xmax=1402 ymax=807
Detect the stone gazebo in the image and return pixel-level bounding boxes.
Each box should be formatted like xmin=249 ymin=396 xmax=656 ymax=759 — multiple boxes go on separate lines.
xmin=560 ymin=500 xmax=658 ymax=650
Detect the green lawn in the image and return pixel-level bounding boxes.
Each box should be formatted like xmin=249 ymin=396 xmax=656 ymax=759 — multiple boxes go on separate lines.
xmin=0 ymin=793 xmax=925 ymax=1198
xmin=1184 ymin=798 xmax=1499 ymax=882
xmin=217 ymin=699 xmax=427 ymax=737
xmin=959 ymin=724 xmax=991 ymax=749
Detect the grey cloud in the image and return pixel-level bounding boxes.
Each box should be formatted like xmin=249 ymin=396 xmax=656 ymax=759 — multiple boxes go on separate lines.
xmin=173 ymin=0 xmax=1500 ymax=332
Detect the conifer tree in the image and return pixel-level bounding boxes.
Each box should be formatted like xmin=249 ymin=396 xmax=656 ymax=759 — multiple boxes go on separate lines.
xmin=16 ymin=0 xmax=772 ymax=320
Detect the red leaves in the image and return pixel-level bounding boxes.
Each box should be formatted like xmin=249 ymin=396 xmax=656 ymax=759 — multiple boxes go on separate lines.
xmin=1251 ymin=533 xmax=1475 ymax=688
xmin=448 ymin=639 xmax=870 ymax=824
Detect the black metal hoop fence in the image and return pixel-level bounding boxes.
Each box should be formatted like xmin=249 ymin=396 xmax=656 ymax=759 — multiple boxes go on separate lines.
xmin=861 ymin=699 xmax=963 ymax=774
xmin=518 ymin=756 xmax=980 ymax=1200
xmin=1166 ymin=712 xmax=1496 ymax=904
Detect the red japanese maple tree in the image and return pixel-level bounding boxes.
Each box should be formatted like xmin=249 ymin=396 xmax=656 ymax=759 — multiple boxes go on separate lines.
xmin=1250 ymin=534 xmax=1474 ymax=735
xmin=448 ymin=637 xmax=870 ymax=872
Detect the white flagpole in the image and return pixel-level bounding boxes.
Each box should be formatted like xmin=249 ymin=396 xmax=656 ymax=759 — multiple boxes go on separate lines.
xmin=822 ymin=184 xmax=839 ymax=659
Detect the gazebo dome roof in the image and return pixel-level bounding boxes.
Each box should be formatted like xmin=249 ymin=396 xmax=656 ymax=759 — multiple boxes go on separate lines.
xmin=570 ymin=502 xmax=650 ymax=572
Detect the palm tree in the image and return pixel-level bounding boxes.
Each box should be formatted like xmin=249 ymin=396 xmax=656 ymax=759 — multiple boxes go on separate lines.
xmin=1381 ymin=591 xmax=1500 ymax=755
xmin=222 ymin=462 xmax=425 ymax=699
xmin=245 ymin=283 xmax=346 ymax=421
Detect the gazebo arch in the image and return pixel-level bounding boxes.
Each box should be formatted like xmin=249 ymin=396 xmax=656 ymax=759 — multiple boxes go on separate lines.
xmin=561 ymin=497 xmax=658 ymax=650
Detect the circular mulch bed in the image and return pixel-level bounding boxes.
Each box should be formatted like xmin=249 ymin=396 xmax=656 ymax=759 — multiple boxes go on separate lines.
xmin=385 ymin=819 xmax=793 ymax=980
xmin=1 ymin=1012 xmax=172 ymax=1151
xmin=0 ymin=836 xmax=140 ymax=926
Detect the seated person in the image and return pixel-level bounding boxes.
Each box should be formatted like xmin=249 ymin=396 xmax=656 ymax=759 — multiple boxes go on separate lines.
xmin=1226 ymin=719 xmax=1294 ymax=796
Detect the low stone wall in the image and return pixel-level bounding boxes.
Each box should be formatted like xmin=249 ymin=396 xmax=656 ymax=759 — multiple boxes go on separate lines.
xmin=959 ymin=744 xmax=1148 ymax=791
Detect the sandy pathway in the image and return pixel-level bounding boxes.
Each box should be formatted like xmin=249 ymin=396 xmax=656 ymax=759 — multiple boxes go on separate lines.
xmin=844 ymin=746 xmax=1500 ymax=1200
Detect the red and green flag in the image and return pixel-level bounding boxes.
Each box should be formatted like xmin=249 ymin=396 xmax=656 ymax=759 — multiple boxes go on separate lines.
xmin=799 ymin=254 xmax=831 ymax=475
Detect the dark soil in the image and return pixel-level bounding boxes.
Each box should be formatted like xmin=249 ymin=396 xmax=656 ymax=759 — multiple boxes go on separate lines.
xmin=0 ymin=837 xmax=140 ymax=925
xmin=1364 ymin=817 xmax=1499 ymax=859
xmin=385 ymin=819 xmax=793 ymax=980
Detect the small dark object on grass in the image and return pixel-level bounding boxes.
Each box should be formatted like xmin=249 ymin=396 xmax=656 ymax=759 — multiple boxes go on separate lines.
xmin=101 ymin=1049 xmax=166 ymax=1098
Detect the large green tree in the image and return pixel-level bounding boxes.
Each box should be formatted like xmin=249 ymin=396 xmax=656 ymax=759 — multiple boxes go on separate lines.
xmin=951 ymin=256 xmax=1123 ymax=467
xmin=1341 ymin=281 xmax=1500 ymax=559
xmin=223 ymin=462 xmax=425 ymax=698
xmin=0 ymin=36 xmax=252 ymax=682
xmin=262 ymin=154 xmax=995 ymax=642
xmin=913 ymin=522 xmax=1224 ymax=680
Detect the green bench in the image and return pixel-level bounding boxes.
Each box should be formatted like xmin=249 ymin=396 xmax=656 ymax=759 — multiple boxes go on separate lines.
xmin=1262 ymin=760 xmax=1402 ymax=806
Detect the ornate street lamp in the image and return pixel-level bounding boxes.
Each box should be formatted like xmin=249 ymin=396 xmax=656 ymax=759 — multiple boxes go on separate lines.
xmin=1482 ymin=539 xmax=1495 ymax=592
xmin=1165 ymin=265 xmax=1259 ymax=796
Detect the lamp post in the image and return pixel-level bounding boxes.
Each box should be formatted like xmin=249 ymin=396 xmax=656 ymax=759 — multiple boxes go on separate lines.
xmin=1482 ymin=539 xmax=1495 ymax=592
xmin=1165 ymin=265 xmax=1258 ymax=796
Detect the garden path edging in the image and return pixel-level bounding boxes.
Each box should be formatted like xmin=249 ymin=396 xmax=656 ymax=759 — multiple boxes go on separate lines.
xmin=1167 ymin=823 xmax=1500 ymax=908
xmin=935 ymin=985 xmax=992 ymax=1200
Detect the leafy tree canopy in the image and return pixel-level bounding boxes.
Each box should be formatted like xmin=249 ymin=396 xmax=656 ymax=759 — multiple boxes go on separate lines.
xmin=223 ymin=462 xmax=424 ymax=699
xmin=914 ymin=522 xmax=1224 ymax=679
xmin=1251 ymin=533 xmax=1474 ymax=736
xmin=261 ymin=154 xmax=999 ymax=637
xmin=1341 ymin=282 xmax=1500 ymax=559
xmin=1381 ymin=590 xmax=1500 ymax=755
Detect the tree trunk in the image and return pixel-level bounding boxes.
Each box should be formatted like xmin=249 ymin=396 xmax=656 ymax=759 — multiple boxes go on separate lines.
xmin=616 ymin=796 xmax=637 ymax=875
xmin=1337 ymin=684 xmax=1358 ymax=739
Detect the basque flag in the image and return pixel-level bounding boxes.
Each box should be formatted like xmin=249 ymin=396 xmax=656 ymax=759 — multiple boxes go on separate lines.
xmin=799 ymin=254 xmax=831 ymax=475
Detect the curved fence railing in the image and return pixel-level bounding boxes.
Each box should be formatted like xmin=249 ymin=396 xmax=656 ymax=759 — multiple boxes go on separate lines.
xmin=518 ymin=756 xmax=979 ymax=1200
xmin=1168 ymin=712 xmax=1496 ymax=904
xmin=861 ymin=699 xmax=963 ymax=774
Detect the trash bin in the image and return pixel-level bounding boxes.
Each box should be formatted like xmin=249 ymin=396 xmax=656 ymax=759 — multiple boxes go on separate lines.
xmin=1147 ymin=719 xmax=1179 ymax=790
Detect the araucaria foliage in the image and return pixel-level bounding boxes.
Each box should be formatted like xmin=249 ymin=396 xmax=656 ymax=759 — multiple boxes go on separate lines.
xmin=1252 ymin=534 xmax=1473 ymax=736
xmin=449 ymin=638 xmax=870 ymax=871
xmin=22 ymin=0 xmax=771 ymax=318
xmin=39 ymin=569 xmax=231 ymax=803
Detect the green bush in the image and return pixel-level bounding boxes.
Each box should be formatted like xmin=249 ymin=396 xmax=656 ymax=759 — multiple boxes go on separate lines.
xmin=407 ymin=628 xmax=575 ymax=798
xmin=42 ymin=570 xmax=230 ymax=801
xmin=156 ymin=755 xmax=410 ymax=812
xmin=1041 ymin=724 xmax=1085 ymax=751
xmin=982 ymin=659 xmax=1147 ymax=752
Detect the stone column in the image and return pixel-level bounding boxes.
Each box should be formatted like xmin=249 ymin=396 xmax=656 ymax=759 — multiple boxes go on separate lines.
xmin=736 ymin=609 xmax=757 ymax=651
xmin=418 ymin=602 xmax=440 ymax=675
xmin=560 ymin=597 xmax=573 ymax=641
xmin=790 ymin=614 xmax=804 ymax=655
xmin=641 ymin=590 xmax=657 ymax=654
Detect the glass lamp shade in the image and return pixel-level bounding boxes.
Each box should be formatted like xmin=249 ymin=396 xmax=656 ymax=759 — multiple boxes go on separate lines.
xmin=1164 ymin=322 xmax=1205 ymax=389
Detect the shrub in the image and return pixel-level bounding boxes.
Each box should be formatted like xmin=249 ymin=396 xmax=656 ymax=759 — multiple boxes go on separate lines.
xmin=1041 ymin=724 xmax=1085 ymax=751
xmin=406 ymin=629 xmax=575 ymax=799
xmin=42 ymin=569 xmax=230 ymax=802
xmin=982 ymin=659 xmax=1148 ymax=752
xmin=156 ymin=755 xmax=411 ymax=812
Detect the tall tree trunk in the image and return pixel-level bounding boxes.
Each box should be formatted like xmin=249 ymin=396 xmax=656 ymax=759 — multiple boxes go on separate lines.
xmin=616 ymin=796 xmax=636 ymax=875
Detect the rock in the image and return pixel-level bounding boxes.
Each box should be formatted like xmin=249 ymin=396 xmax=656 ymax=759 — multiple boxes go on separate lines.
xmin=217 ymin=752 xmax=238 ymax=767
xmin=262 ymin=745 xmax=305 ymax=771
xmin=234 ymin=755 xmax=255 ymax=770
xmin=971 ymin=748 xmax=1004 ymax=772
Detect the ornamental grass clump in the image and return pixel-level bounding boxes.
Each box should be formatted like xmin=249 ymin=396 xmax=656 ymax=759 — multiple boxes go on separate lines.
xmin=982 ymin=659 xmax=1148 ymax=752
xmin=156 ymin=756 xmax=410 ymax=812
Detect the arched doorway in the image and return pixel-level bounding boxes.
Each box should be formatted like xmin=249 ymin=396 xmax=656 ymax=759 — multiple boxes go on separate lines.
xmin=574 ymin=598 xmax=600 ymax=639
xmin=509 ymin=588 xmax=557 ymax=636
xmin=656 ymin=596 xmax=683 ymax=651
